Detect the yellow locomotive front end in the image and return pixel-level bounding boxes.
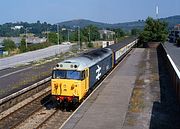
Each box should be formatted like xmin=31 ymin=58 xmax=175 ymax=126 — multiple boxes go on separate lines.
xmin=51 ymin=62 xmax=89 ymax=104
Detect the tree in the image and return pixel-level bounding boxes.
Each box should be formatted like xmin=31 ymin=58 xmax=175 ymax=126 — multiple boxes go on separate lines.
xmin=112 ymin=28 xmax=125 ymax=42
xmin=139 ymin=17 xmax=168 ymax=43
xmin=48 ymin=32 xmax=58 ymax=44
xmin=131 ymin=28 xmax=141 ymax=36
xmin=19 ymin=38 xmax=27 ymax=53
xmin=2 ymin=39 xmax=16 ymax=51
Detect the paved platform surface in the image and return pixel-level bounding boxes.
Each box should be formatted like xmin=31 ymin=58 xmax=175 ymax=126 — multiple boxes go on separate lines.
xmin=61 ymin=48 xmax=180 ymax=129
xmin=0 ymin=45 xmax=71 ymax=70
xmin=164 ymin=42 xmax=180 ymax=71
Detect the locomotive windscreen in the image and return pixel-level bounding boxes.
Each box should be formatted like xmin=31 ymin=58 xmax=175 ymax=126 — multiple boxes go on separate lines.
xmin=52 ymin=70 xmax=85 ymax=80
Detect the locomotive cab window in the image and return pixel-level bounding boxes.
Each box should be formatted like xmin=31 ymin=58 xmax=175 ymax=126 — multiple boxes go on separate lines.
xmin=52 ymin=70 xmax=66 ymax=79
xmin=52 ymin=70 xmax=85 ymax=80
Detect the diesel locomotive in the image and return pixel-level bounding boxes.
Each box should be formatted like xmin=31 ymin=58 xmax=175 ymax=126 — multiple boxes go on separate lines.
xmin=51 ymin=37 xmax=138 ymax=105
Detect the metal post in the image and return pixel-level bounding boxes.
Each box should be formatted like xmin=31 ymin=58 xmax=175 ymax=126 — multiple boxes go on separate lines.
xmin=78 ymin=26 xmax=80 ymax=50
xmin=57 ymin=24 xmax=59 ymax=46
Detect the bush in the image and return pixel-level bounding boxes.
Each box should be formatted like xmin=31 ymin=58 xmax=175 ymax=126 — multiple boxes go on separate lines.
xmin=2 ymin=39 xmax=16 ymax=51
xmin=87 ymin=42 xmax=93 ymax=48
xmin=19 ymin=38 xmax=27 ymax=53
xmin=26 ymin=42 xmax=52 ymax=51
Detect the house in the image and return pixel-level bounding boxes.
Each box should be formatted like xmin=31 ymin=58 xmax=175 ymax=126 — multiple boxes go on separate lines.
xmin=0 ymin=37 xmax=47 ymax=46
xmin=99 ymin=29 xmax=115 ymax=40
xmin=11 ymin=26 xmax=23 ymax=30
xmin=26 ymin=37 xmax=47 ymax=44
xmin=169 ymin=24 xmax=180 ymax=43
xmin=174 ymin=24 xmax=180 ymax=30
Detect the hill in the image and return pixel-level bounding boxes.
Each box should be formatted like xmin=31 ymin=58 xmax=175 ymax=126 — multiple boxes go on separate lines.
xmin=58 ymin=15 xmax=180 ymax=30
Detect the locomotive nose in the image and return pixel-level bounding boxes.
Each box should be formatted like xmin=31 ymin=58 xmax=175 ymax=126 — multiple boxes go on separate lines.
xmin=52 ymin=80 xmax=79 ymax=96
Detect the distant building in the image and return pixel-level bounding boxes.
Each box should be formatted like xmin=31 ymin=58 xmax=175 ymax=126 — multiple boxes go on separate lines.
xmin=99 ymin=29 xmax=115 ymax=40
xmin=26 ymin=37 xmax=47 ymax=44
xmin=0 ymin=37 xmax=21 ymax=46
xmin=0 ymin=37 xmax=47 ymax=46
xmin=11 ymin=26 xmax=23 ymax=30
xmin=174 ymin=24 xmax=180 ymax=30
xmin=92 ymin=41 xmax=114 ymax=48
xmin=169 ymin=24 xmax=180 ymax=43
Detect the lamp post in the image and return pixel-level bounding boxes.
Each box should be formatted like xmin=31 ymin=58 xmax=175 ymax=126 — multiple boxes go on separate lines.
xmin=73 ymin=26 xmax=80 ymax=50
xmin=67 ymin=29 xmax=70 ymax=42
xmin=62 ymin=28 xmax=71 ymax=42
xmin=57 ymin=24 xmax=59 ymax=46
xmin=24 ymin=27 xmax=32 ymax=49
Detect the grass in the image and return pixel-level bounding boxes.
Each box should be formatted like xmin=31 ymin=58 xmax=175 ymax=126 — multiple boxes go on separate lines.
xmin=129 ymin=88 xmax=145 ymax=112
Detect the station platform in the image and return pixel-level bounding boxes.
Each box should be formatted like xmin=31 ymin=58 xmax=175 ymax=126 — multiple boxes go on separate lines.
xmin=61 ymin=48 xmax=180 ymax=129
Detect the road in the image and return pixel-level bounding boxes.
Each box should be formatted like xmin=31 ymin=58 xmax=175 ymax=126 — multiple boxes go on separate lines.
xmin=0 ymin=45 xmax=71 ymax=70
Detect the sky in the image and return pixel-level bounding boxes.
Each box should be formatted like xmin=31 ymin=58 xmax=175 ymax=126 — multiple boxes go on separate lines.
xmin=0 ymin=0 xmax=179 ymax=24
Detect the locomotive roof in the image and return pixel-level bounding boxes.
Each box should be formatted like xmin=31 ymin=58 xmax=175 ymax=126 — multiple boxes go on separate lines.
xmin=55 ymin=48 xmax=112 ymax=71
xmin=107 ymin=36 xmax=138 ymax=52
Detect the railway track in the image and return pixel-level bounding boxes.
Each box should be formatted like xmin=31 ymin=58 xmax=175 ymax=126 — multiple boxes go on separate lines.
xmin=15 ymin=108 xmax=72 ymax=129
xmin=0 ymin=87 xmax=51 ymax=129
xmin=0 ymin=79 xmax=74 ymax=129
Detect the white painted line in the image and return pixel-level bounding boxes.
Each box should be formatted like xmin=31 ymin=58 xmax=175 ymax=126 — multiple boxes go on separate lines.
xmin=0 ymin=67 xmax=32 ymax=79
xmin=59 ymin=49 xmax=134 ymax=129
xmin=167 ymin=54 xmax=180 ymax=79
